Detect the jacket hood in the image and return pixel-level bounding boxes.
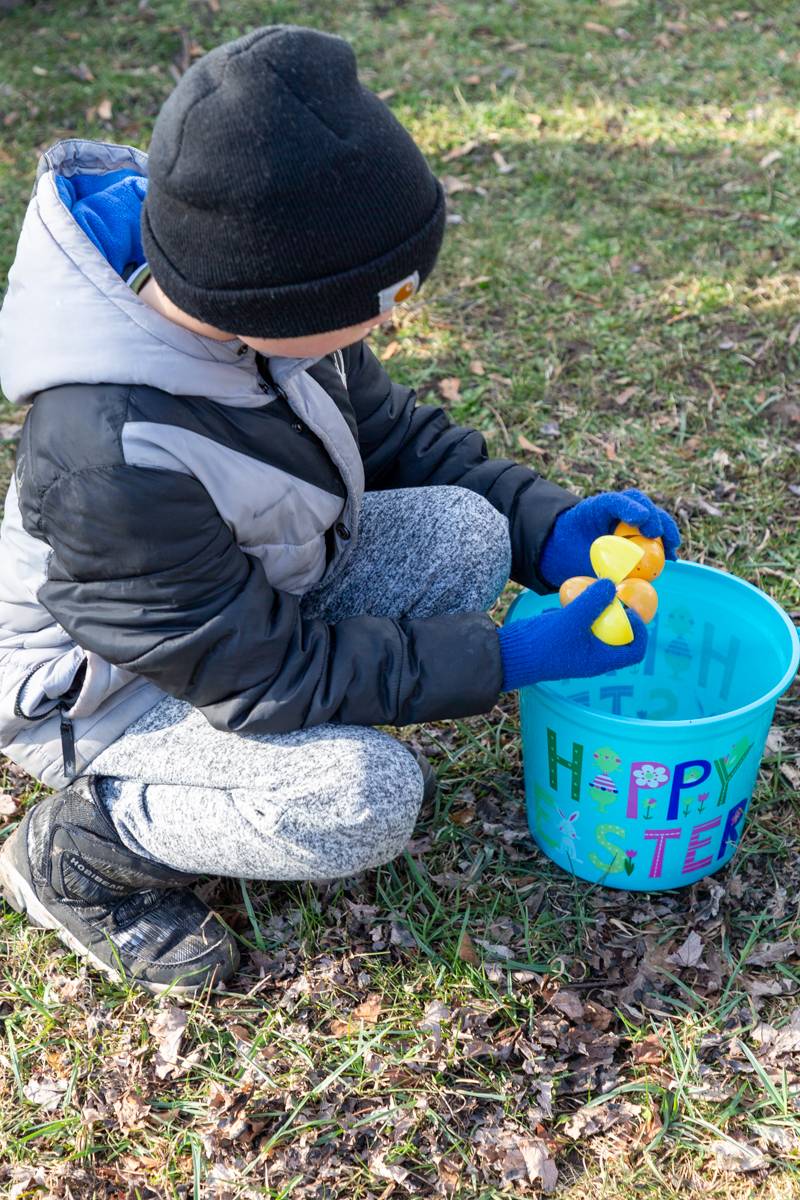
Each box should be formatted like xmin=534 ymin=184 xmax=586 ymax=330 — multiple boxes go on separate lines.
xmin=0 ymin=139 xmax=307 ymax=408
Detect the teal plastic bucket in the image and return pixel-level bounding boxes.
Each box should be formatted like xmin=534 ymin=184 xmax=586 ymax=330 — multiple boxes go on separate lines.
xmin=506 ymin=562 xmax=799 ymax=891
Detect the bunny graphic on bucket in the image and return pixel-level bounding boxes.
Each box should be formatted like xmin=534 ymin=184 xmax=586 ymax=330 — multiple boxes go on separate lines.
xmin=506 ymin=561 xmax=799 ymax=891
xmin=556 ymin=808 xmax=582 ymax=865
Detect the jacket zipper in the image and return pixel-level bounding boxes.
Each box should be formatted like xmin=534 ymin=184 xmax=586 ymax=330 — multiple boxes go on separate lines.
xmin=59 ymin=703 xmax=76 ymax=778
xmin=13 ymin=661 xmax=56 ymax=721
xmin=14 ymin=659 xmax=85 ymax=778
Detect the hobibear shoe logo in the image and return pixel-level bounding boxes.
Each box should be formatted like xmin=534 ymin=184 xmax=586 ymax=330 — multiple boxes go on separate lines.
xmin=377 ymin=271 xmax=419 ymax=313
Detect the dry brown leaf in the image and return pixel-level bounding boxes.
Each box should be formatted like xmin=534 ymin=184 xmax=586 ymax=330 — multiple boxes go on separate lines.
xmin=207 ymin=0 xmax=220 ymax=9
xmin=96 ymin=97 xmax=113 ymax=122
xmin=551 ymin=989 xmax=584 ymax=1021
xmin=352 ymin=993 xmax=383 ymax=1024
xmin=779 ymin=761 xmax=800 ymax=789
xmin=492 ymin=150 xmax=514 ymax=174
xmin=442 ymin=139 xmax=479 ymax=163
xmin=442 ymin=174 xmax=471 ymax=195
xmin=748 ymin=940 xmax=799 ymax=967
xmin=369 ymin=1150 xmax=409 ymax=1184
xmin=330 ymin=993 xmax=384 ymax=1036
xmin=564 ymin=1100 xmax=641 ymax=1140
xmin=469 ymin=359 xmax=485 ymax=375
xmin=150 ymin=1006 xmax=188 ymax=1079
xmin=505 ymin=1138 xmax=558 ymax=1191
xmin=517 ymin=433 xmax=544 ymax=454
xmin=632 ymin=1034 xmax=663 ymax=1065
xmin=667 ymin=930 xmax=704 ymax=967
xmin=67 ymin=62 xmax=95 ymax=82
xmin=743 ymin=975 xmax=790 ymax=999
xmin=113 ymin=1089 xmax=149 ymax=1134
xmin=759 ymin=150 xmax=782 ymax=170
xmin=438 ymin=377 xmax=461 ymax=404
xmin=458 ymin=930 xmax=480 ymax=965
xmin=0 ymin=792 xmax=18 ymax=817
xmin=584 ymin=1000 xmax=615 ymax=1030
xmin=474 ymin=938 xmax=513 ymax=960
xmin=584 ymin=21 xmax=612 ymax=34
xmin=615 ymin=385 xmax=638 ymax=407
xmin=380 ymin=340 xmax=400 ymax=361
xmin=712 ymin=1138 xmax=768 ymax=1172
xmin=420 ymin=1000 xmax=451 ymax=1031
xmin=23 ymin=1074 xmax=68 ymax=1111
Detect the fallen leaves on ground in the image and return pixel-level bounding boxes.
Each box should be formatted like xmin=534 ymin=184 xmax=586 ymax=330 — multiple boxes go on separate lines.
xmin=437 ymin=376 xmax=462 ymax=404
xmin=149 ymin=1006 xmax=188 ymax=1080
xmin=329 ymin=992 xmax=384 ymax=1035
xmin=667 ymin=929 xmax=705 ymax=967
xmin=22 ymin=1074 xmax=68 ymax=1111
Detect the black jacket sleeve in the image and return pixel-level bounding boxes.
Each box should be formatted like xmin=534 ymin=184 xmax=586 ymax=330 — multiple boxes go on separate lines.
xmin=344 ymin=339 xmax=578 ymax=594
xmin=35 ymin=464 xmax=503 ymax=735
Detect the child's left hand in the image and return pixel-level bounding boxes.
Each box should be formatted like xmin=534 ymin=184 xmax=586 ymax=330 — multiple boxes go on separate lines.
xmin=539 ymin=488 xmax=681 ymax=588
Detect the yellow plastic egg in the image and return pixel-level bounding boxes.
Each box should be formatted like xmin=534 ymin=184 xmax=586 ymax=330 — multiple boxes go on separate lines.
xmin=591 ymin=597 xmax=634 ymax=646
xmin=589 ymin=535 xmax=644 ymax=584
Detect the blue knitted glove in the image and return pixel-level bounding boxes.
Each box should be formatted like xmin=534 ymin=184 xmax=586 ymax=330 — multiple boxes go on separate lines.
xmin=539 ymin=488 xmax=681 ymax=588
xmin=497 ymin=579 xmax=647 ymax=691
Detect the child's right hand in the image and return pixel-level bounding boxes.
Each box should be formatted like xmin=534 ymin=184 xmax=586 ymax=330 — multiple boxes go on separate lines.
xmin=497 ymin=578 xmax=647 ymax=692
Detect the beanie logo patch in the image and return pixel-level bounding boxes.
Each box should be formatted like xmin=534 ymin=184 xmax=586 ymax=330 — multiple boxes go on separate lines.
xmin=378 ymin=271 xmax=419 ymax=312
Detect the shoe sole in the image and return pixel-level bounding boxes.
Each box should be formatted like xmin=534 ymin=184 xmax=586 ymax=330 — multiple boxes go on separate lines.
xmin=0 ymin=828 xmax=232 ymax=997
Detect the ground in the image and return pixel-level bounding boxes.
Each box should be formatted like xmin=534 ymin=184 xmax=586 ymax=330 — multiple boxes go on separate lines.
xmin=1 ymin=1 xmax=800 ymax=1197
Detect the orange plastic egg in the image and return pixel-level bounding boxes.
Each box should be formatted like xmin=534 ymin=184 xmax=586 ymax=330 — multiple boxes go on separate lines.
xmin=613 ymin=521 xmax=665 ymax=582
xmin=558 ymin=576 xmax=594 ymax=606
xmin=617 ymin=577 xmax=659 ymax=624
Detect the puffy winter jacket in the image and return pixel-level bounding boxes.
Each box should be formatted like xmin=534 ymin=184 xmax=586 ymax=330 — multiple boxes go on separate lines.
xmin=0 ymin=139 xmax=576 ymax=787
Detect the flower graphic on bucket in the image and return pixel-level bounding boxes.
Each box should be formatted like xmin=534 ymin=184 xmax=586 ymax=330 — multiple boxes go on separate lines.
xmin=633 ymin=764 xmax=669 ymax=789
xmin=623 ymin=849 xmax=637 ymax=876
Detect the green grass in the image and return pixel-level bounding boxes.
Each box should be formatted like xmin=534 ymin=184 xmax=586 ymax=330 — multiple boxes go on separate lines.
xmin=1 ymin=0 xmax=800 ymax=1196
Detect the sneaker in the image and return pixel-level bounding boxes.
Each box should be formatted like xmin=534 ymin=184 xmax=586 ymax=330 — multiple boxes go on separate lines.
xmin=0 ymin=778 xmax=239 ymax=995
xmin=410 ymin=748 xmax=438 ymax=805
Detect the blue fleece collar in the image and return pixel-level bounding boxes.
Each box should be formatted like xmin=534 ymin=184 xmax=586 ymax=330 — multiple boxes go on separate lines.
xmin=56 ymin=169 xmax=147 ymax=279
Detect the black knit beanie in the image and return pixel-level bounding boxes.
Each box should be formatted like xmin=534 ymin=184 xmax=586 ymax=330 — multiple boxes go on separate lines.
xmin=141 ymin=25 xmax=446 ymax=337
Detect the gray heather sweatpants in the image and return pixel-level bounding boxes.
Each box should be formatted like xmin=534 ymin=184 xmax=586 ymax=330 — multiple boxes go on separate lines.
xmin=92 ymin=487 xmax=511 ymax=881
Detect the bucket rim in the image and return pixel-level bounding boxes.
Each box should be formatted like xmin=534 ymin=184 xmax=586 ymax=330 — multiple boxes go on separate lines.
xmin=507 ymin=560 xmax=800 ymax=732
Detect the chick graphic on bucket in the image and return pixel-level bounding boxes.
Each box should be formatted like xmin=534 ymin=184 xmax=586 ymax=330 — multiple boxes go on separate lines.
xmin=587 ymin=746 xmax=622 ymax=812
xmin=664 ymin=607 xmax=694 ymax=681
